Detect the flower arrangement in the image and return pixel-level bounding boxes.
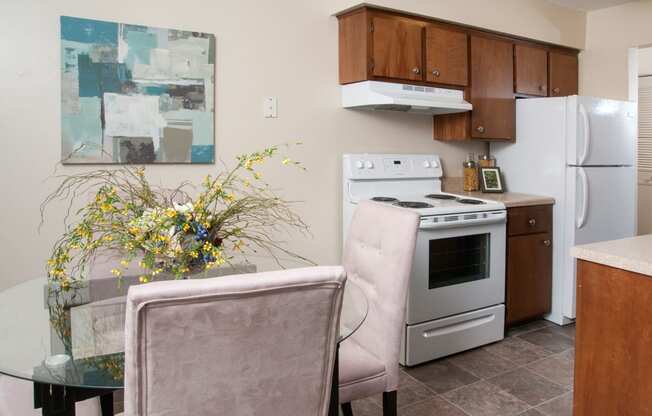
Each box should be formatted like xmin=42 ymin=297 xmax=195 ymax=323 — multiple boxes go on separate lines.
xmin=42 ymin=145 xmax=310 ymax=290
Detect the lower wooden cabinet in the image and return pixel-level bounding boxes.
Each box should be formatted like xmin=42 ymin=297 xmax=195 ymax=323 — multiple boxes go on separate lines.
xmin=575 ymin=260 xmax=652 ymax=415
xmin=505 ymin=205 xmax=553 ymax=327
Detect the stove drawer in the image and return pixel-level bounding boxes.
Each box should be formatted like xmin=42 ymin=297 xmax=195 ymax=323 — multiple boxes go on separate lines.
xmin=402 ymin=304 xmax=505 ymax=366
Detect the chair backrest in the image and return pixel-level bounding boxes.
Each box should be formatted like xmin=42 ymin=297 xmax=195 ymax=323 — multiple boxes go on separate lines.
xmin=124 ymin=266 xmax=346 ymax=416
xmin=342 ymin=201 xmax=419 ymax=392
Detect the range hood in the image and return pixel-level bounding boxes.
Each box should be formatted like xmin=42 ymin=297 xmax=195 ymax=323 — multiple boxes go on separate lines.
xmin=341 ymin=81 xmax=472 ymax=115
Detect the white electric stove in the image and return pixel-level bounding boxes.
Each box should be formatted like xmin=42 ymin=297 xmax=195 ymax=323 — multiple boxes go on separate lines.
xmin=343 ymin=153 xmax=507 ymax=366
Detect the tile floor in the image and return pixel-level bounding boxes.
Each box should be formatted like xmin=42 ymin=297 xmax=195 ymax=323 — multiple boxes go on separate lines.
xmin=349 ymin=320 xmax=575 ymax=416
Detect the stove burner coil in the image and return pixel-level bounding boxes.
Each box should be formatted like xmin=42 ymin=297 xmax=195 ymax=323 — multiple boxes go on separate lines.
xmin=425 ymin=194 xmax=457 ymax=200
xmin=456 ymin=198 xmax=486 ymax=205
xmin=394 ymin=201 xmax=434 ymax=209
xmin=371 ymin=197 xmax=399 ymax=202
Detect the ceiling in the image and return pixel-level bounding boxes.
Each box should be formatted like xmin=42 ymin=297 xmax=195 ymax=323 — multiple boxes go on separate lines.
xmin=546 ymin=0 xmax=632 ymax=11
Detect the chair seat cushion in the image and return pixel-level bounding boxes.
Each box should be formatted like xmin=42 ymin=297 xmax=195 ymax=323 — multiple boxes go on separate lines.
xmin=338 ymin=339 xmax=387 ymax=403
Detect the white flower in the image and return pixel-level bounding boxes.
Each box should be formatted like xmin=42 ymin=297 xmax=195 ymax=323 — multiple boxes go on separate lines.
xmin=174 ymin=202 xmax=194 ymax=214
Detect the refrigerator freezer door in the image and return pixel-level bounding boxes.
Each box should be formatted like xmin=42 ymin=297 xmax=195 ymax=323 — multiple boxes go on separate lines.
xmin=562 ymin=166 xmax=637 ymax=318
xmin=566 ymin=96 xmax=637 ymax=166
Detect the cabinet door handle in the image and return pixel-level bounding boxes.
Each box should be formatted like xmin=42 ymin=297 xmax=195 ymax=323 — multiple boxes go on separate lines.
xmin=553 ymin=87 xmax=560 ymax=94
xmin=412 ymin=67 xmax=421 ymax=74
xmin=543 ymin=239 xmax=552 ymax=247
xmin=431 ymin=69 xmax=441 ymax=77
xmin=476 ymin=126 xmax=485 ymax=133
xmin=528 ymin=218 xmax=537 ymax=226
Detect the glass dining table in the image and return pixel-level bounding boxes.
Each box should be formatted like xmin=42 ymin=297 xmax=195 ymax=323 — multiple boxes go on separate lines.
xmin=0 ymin=274 xmax=368 ymax=416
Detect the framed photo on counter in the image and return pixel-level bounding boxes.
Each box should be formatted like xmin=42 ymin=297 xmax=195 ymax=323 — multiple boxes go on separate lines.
xmin=479 ymin=167 xmax=504 ymax=193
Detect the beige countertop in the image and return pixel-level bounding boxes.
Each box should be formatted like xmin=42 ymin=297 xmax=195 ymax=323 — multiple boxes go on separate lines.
xmin=442 ymin=178 xmax=555 ymax=208
xmin=571 ymin=234 xmax=652 ymax=277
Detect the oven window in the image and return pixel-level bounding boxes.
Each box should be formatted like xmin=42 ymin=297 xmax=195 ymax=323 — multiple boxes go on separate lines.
xmin=428 ymin=233 xmax=490 ymax=289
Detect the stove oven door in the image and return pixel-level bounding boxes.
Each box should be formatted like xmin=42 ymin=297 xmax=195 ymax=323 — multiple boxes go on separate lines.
xmin=406 ymin=211 xmax=506 ymax=325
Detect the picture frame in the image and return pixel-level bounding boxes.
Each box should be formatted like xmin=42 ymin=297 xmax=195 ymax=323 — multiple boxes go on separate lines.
xmin=479 ymin=167 xmax=504 ymax=193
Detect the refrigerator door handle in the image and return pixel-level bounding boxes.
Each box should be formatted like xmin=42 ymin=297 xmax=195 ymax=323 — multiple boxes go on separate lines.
xmin=577 ymin=167 xmax=589 ymax=229
xmin=579 ymin=103 xmax=591 ymax=165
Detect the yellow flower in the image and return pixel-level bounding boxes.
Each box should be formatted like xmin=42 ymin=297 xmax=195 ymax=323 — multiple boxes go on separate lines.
xmin=120 ymin=259 xmax=129 ymax=267
xmin=182 ymin=223 xmax=191 ymax=232
xmin=165 ymin=208 xmax=177 ymax=218
xmin=190 ymin=251 xmax=199 ymax=259
xmin=110 ymin=268 xmax=122 ymax=277
xmin=244 ymin=160 xmax=253 ymax=170
xmin=103 ymin=235 xmax=113 ymax=242
xmin=243 ymin=180 xmax=250 ymax=188
xmin=254 ymin=172 xmax=262 ymax=180
xmin=139 ymin=275 xmax=149 ymax=283
xmin=129 ymin=226 xmax=140 ymax=235
xmin=224 ymin=193 xmax=235 ymax=202
xmin=203 ymin=175 xmax=212 ymax=187
xmin=282 ymin=158 xmax=291 ymax=165
xmin=100 ymin=203 xmax=113 ymax=213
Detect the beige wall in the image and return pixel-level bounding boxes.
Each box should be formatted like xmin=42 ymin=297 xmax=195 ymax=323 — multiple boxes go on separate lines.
xmin=582 ymin=1 xmax=652 ymax=99
xmin=0 ymin=0 xmax=586 ymax=290
xmin=640 ymin=47 xmax=652 ymax=76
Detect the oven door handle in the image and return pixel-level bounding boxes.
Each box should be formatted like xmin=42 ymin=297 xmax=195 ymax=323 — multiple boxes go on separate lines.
xmin=419 ymin=211 xmax=507 ymax=230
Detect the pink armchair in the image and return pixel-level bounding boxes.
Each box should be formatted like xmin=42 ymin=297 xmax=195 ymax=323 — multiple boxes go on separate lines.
xmin=339 ymin=201 xmax=420 ymax=416
xmin=124 ymin=266 xmax=346 ymax=416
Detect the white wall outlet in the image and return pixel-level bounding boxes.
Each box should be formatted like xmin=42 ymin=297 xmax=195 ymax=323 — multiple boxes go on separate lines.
xmin=264 ymin=96 xmax=278 ymax=118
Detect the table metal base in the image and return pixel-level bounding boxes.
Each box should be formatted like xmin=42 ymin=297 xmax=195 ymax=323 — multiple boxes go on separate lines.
xmin=33 ymin=382 xmax=116 ymax=416
xmin=329 ymin=344 xmax=340 ymax=416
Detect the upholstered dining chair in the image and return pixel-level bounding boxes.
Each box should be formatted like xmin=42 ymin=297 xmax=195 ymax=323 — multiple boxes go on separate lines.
xmin=339 ymin=201 xmax=420 ymax=416
xmin=0 ymin=376 xmax=101 ymax=416
xmin=124 ymin=266 xmax=346 ymax=416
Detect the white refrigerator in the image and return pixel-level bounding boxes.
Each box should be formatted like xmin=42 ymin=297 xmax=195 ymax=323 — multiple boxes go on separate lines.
xmin=493 ymin=95 xmax=637 ymax=325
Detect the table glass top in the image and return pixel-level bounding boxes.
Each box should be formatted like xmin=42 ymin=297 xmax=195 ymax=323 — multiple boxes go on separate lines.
xmin=0 ymin=275 xmax=367 ymax=389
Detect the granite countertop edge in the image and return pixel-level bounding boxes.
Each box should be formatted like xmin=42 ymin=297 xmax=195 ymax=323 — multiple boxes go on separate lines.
xmin=455 ymin=191 xmax=555 ymax=208
xmin=571 ymin=235 xmax=652 ymax=277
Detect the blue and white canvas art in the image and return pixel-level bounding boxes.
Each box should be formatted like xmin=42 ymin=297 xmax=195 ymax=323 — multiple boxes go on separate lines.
xmin=60 ymin=16 xmax=215 ymax=164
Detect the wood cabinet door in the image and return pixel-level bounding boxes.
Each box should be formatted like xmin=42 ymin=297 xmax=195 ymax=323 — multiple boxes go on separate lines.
xmin=470 ymin=36 xmax=515 ymax=140
xmin=506 ymin=232 xmax=553 ymax=326
xmin=514 ymin=44 xmax=548 ymax=96
xmin=371 ymin=16 xmax=423 ymax=81
xmin=549 ymin=51 xmax=578 ymax=96
xmin=425 ymin=25 xmax=468 ymax=86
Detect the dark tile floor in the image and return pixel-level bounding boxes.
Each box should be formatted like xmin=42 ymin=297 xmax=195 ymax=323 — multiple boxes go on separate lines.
xmin=349 ymin=320 xmax=575 ymax=416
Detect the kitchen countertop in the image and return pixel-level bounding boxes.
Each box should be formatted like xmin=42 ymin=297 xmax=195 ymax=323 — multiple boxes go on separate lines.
xmin=442 ymin=178 xmax=555 ymax=208
xmin=571 ymin=234 xmax=652 ymax=277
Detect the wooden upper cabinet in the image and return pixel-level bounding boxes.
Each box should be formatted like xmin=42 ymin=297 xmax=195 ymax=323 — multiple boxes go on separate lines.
xmin=470 ymin=36 xmax=515 ymax=140
xmin=549 ymin=51 xmax=579 ymax=96
xmin=514 ymin=44 xmax=548 ymax=96
xmin=425 ymin=25 xmax=468 ymax=86
xmin=371 ymin=16 xmax=423 ymax=81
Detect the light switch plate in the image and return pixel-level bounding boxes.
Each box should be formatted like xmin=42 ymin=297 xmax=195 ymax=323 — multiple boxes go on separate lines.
xmin=264 ymin=96 xmax=278 ymax=118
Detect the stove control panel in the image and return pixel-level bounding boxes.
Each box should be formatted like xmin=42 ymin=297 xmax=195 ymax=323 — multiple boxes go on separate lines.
xmin=344 ymin=154 xmax=442 ymax=180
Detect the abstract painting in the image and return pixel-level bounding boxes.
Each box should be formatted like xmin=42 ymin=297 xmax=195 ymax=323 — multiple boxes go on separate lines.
xmin=60 ymin=16 xmax=215 ymax=164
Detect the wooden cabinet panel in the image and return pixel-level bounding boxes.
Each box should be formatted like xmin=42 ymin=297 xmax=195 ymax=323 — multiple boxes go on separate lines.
xmin=372 ymin=16 xmax=423 ymax=81
xmin=575 ymin=260 xmax=652 ymax=415
xmin=514 ymin=44 xmax=548 ymax=96
xmin=338 ymin=10 xmax=369 ymax=84
xmin=507 ymin=205 xmax=552 ymax=236
xmin=506 ymin=232 xmax=552 ymax=326
xmin=549 ymin=51 xmax=578 ymax=96
xmin=470 ymin=36 xmax=515 ymax=140
xmin=425 ymin=25 xmax=468 ymax=86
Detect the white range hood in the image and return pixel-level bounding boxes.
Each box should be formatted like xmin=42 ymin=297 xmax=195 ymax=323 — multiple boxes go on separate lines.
xmin=341 ymin=81 xmax=472 ymax=115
